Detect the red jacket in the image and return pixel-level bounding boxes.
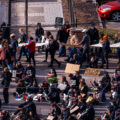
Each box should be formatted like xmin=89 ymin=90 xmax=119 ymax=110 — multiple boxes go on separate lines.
xmin=25 ymin=40 xmax=36 ymax=53
xmin=0 ymin=48 xmax=5 ymax=60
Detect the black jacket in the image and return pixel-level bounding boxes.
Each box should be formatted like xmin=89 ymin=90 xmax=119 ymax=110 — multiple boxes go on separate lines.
xmin=102 ymin=40 xmax=110 ymax=55
xmin=35 ymin=28 xmax=44 ymax=38
xmin=56 ymin=29 xmax=69 ymax=43
xmin=62 ymin=108 xmax=70 ymax=120
xmin=19 ymin=101 xmax=37 ymax=116
xmin=52 ymin=106 xmax=61 ymax=118
xmin=25 ymin=66 xmax=36 ymax=78
xmin=81 ymin=106 xmax=95 ymax=120
xmin=88 ymin=27 xmax=99 ymax=44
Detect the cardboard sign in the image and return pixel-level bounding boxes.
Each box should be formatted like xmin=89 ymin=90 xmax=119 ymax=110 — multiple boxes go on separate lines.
xmin=65 ymin=63 xmax=80 ymax=74
xmin=84 ymin=68 xmax=101 ymax=76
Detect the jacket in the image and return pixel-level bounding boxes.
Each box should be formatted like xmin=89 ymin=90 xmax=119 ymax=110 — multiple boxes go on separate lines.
xmin=79 ymin=34 xmax=90 ymax=50
xmin=80 ymin=106 xmax=95 ymax=120
xmin=0 ymin=48 xmax=5 ymax=60
xmin=25 ymin=40 xmax=36 ymax=53
xmin=35 ymin=28 xmax=44 ymax=38
xmin=62 ymin=108 xmax=70 ymax=120
xmin=25 ymin=66 xmax=36 ymax=78
xmin=56 ymin=29 xmax=69 ymax=43
xmin=88 ymin=27 xmax=99 ymax=44
xmin=102 ymin=40 xmax=110 ymax=54
xmin=1 ymin=72 xmax=12 ymax=87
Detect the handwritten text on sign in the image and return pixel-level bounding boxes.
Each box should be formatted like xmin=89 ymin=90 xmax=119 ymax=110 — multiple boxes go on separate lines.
xmin=65 ymin=63 xmax=80 ymax=74
xmin=84 ymin=68 xmax=101 ymax=76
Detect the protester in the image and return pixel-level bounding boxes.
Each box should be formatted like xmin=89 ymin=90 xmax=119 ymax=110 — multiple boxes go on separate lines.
xmin=18 ymin=28 xmax=28 ymax=61
xmin=48 ymin=35 xmax=61 ymax=67
xmin=1 ymin=67 xmax=12 ymax=104
xmin=4 ymin=42 xmax=14 ymax=70
xmin=88 ymin=23 xmax=99 ymax=45
xmin=35 ymin=23 xmax=44 ymax=43
xmin=115 ymin=32 xmax=120 ymax=64
xmin=78 ymin=29 xmax=90 ymax=66
xmin=43 ymin=31 xmax=52 ymax=62
xmin=56 ymin=25 xmax=69 ymax=57
xmin=0 ymin=40 xmax=6 ymax=68
xmin=65 ymin=30 xmax=78 ymax=62
xmin=25 ymin=37 xmax=36 ymax=66
xmin=10 ymin=33 xmax=18 ymax=65
xmin=101 ymin=35 xmax=111 ymax=69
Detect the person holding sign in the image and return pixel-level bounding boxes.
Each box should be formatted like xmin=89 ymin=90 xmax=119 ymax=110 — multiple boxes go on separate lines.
xmin=101 ymin=35 xmax=111 ymax=69
xmin=78 ymin=29 xmax=90 ymax=66
xmin=65 ymin=30 xmax=78 ymax=62
xmin=25 ymin=37 xmax=36 ymax=66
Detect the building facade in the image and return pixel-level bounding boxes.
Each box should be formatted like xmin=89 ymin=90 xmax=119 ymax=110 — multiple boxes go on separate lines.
xmin=0 ymin=0 xmax=101 ymax=27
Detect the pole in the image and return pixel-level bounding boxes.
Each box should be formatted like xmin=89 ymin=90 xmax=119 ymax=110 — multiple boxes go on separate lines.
xmin=68 ymin=0 xmax=75 ymax=26
xmin=25 ymin=0 xmax=28 ymax=35
xmin=8 ymin=0 xmax=11 ymax=32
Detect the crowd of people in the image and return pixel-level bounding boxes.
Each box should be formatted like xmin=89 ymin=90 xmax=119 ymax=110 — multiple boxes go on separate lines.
xmin=0 ymin=22 xmax=120 ymax=120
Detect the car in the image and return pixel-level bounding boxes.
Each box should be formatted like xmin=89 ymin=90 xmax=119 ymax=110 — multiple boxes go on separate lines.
xmin=98 ymin=1 xmax=120 ymax=21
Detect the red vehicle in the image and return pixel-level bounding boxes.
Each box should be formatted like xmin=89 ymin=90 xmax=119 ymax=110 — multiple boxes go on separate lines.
xmin=98 ymin=1 xmax=120 ymax=21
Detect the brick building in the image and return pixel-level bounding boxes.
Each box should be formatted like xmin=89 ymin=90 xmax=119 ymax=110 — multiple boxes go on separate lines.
xmin=62 ymin=0 xmax=99 ymax=26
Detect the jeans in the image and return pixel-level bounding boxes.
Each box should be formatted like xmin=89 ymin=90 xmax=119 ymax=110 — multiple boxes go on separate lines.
xmin=59 ymin=39 xmax=67 ymax=56
xmin=18 ymin=46 xmax=29 ymax=61
xmin=68 ymin=47 xmax=77 ymax=60
xmin=3 ymin=88 xmax=9 ymax=103
xmin=45 ymin=48 xmax=49 ymax=61
xmin=59 ymin=45 xmax=66 ymax=56
xmin=13 ymin=51 xmax=17 ymax=65
xmin=29 ymin=53 xmax=35 ymax=66
xmin=50 ymin=51 xmax=60 ymax=66
xmin=102 ymin=53 xmax=109 ymax=68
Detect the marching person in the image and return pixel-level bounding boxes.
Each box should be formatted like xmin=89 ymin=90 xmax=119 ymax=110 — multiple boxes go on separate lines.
xmin=18 ymin=28 xmax=29 ymax=61
xmin=35 ymin=23 xmax=44 ymax=43
xmin=101 ymin=35 xmax=111 ymax=69
xmin=25 ymin=37 xmax=36 ymax=66
xmin=43 ymin=31 xmax=52 ymax=62
xmin=1 ymin=67 xmax=12 ymax=104
xmin=48 ymin=35 xmax=61 ymax=67
xmin=10 ymin=33 xmax=18 ymax=65
xmin=4 ymin=43 xmax=14 ymax=70
xmin=35 ymin=23 xmax=44 ymax=52
xmin=56 ymin=25 xmax=69 ymax=57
